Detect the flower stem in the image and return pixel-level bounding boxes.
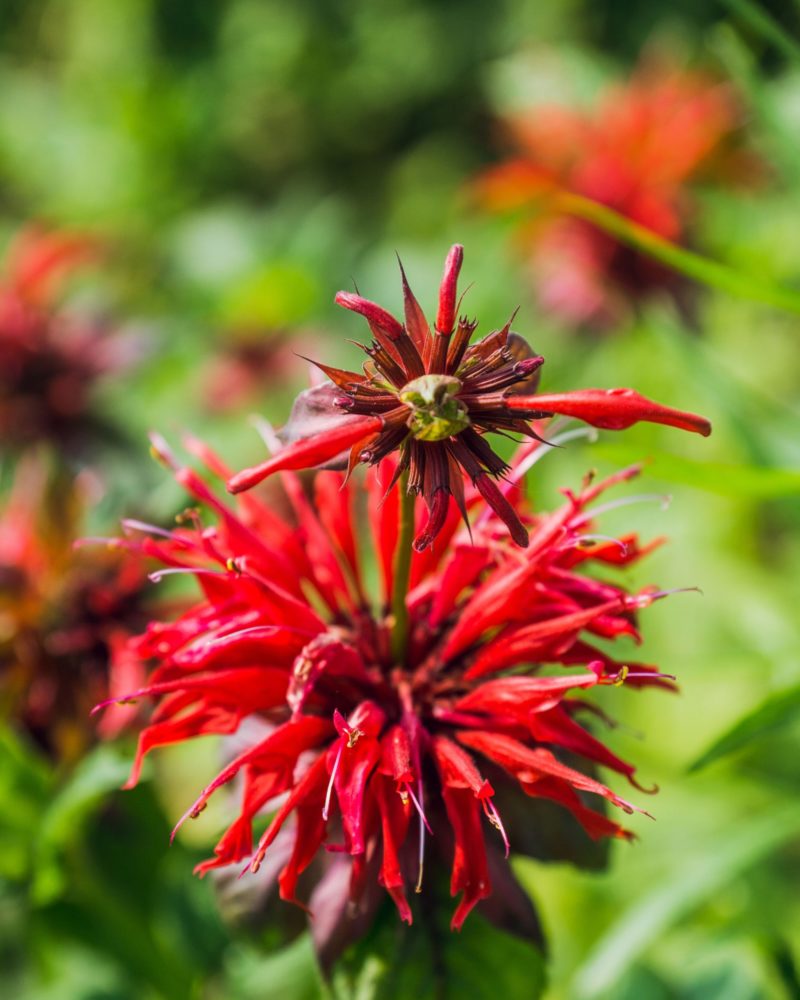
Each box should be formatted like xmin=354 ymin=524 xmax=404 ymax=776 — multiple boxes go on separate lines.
xmin=556 ymin=191 xmax=800 ymax=317
xmin=390 ymin=469 xmax=415 ymax=665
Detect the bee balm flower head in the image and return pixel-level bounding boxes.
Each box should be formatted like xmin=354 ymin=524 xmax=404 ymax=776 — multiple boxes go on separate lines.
xmin=227 ymin=244 xmax=709 ymax=550
xmin=97 ymin=431 xmax=687 ymax=962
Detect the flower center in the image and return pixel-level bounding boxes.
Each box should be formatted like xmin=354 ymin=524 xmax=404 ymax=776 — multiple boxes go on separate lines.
xmin=399 ymin=374 xmax=470 ymax=442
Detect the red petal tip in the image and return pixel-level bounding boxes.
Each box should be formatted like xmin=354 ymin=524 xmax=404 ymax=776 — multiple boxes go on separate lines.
xmin=436 ymin=244 xmax=464 ymax=334
xmin=506 ymin=388 xmax=711 ymax=437
xmin=335 ymin=291 xmax=405 ymax=341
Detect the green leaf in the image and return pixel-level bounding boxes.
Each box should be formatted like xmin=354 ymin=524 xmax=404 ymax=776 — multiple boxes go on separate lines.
xmin=331 ymin=886 xmax=547 ymax=1000
xmin=592 ymin=443 xmax=800 ymax=498
xmin=689 ymin=683 xmax=800 ymax=772
xmin=0 ymin=726 xmax=53 ymax=881
xmin=557 ymin=192 xmax=800 ymax=317
xmin=226 ymin=935 xmax=323 ymax=1000
xmin=571 ymin=803 xmax=800 ymax=999
xmin=31 ymin=744 xmax=132 ymax=904
xmin=721 ymin=0 xmax=800 ymax=66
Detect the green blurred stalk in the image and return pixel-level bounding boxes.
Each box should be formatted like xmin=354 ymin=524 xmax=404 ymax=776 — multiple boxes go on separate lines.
xmin=390 ymin=469 xmax=414 ymax=666
xmin=557 ymin=192 xmax=800 ymax=316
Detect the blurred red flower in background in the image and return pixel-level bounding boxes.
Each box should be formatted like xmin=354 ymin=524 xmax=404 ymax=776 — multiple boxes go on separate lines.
xmin=200 ymin=328 xmax=324 ymax=415
xmin=96 ymin=430 xmax=682 ymax=963
xmin=0 ymin=226 xmax=140 ymax=454
xmin=0 ymin=458 xmax=151 ymax=761
xmin=478 ymin=60 xmax=762 ymax=328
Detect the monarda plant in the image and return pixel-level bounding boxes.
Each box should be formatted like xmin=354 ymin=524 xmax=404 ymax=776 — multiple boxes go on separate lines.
xmin=477 ymin=59 xmax=762 ymax=329
xmin=96 ymin=246 xmax=709 ymax=978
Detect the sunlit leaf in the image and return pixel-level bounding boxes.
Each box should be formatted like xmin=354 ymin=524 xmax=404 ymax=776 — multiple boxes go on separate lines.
xmin=557 ymin=193 xmax=800 ymax=317
xmin=593 ymin=443 xmax=800 ymax=498
xmin=689 ymin=683 xmax=800 ymax=772
xmin=571 ymin=803 xmax=800 ymax=998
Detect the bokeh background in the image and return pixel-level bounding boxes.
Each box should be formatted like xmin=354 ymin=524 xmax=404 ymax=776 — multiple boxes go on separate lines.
xmin=1 ymin=1 xmax=799 ymax=998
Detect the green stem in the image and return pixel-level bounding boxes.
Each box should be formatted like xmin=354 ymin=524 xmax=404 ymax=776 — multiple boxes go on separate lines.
xmin=390 ymin=469 xmax=415 ymax=666
xmin=556 ymin=191 xmax=800 ymax=317
xmin=721 ymin=0 xmax=800 ymax=66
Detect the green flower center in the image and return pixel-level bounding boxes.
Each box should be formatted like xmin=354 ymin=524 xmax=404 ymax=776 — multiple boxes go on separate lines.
xmin=399 ymin=374 xmax=470 ymax=442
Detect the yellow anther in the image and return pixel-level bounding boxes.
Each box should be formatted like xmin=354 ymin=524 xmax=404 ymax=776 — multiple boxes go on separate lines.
xmin=614 ymin=665 xmax=630 ymax=686
xmin=345 ymin=726 xmax=364 ymax=749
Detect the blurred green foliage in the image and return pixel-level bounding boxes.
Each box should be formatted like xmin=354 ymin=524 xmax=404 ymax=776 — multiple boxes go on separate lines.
xmin=1 ymin=1 xmax=799 ymax=998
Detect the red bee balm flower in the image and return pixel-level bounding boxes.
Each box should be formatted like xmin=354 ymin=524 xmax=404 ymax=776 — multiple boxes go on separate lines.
xmin=98 ymin=431 xmax=687 ymax=954
xmin=0 ymin=226 xmax=139 ymax=453
xmin=227 ymin=245 xmax=709 ymax=549
xmin=0 ymin=458 xmax=151 ymax=762
xmin=478 ymin=61 xmax=762 ymax=327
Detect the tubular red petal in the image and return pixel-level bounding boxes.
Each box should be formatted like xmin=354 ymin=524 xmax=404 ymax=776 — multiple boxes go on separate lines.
xmin=334 ymin=291 xmax=405 ymax=341
xmin=473 ymin=473 xmax=529 ymax=548
xmin=436 ymin=244 xmax=464 ymax=335
xmin=227 ymin=415 xmax=383 ymax=493
xmin=505 ymin=388 xmax=711 ymax=436
xmin=458 ymin=730 xmax=642 ymax=816
xmin=413 ymin=487 xmax=451 ymax=552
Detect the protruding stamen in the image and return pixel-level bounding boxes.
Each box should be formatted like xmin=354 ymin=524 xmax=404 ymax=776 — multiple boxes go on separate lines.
xmin=404 ymin=781 xmax=433 ymax=834
xmin=414 ymin=778 xmax=426 ymax=894
xmin=624 ymin=670 xmax=678 ymax=682
xmin=602 ymin=665 xmax=678 ymax=686
xmin=346 ymin=726 xmax=364 ymax=749
xmin=562 ymin=533 xmax=628 ymax=556
xmin=647 ymin=585 xmax=704 ymax=601
xmin=483 ymin=798 xmax=510 ymax=858
xmin=122 ymin=518 xmax=180 ymax=541
xmin=148 ymin=432 xmax=180 ymax=470
xmin=584 ymin=493 xmax=672 ymax=521
xmin=148 ymin=567 xmax=224 ymax=583
xmin=322 ymin=739 xmax=345 ymax=822
xmin=630 ymin=775 xmax=660 ymax=794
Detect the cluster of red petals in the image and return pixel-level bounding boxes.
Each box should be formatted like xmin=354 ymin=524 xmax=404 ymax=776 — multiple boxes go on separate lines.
xmin=99 ymin=431 xmax=678 ymax=932
xmin=227 ymin=244 xmax=709 ymax=550
xmin=0 ymin=226 xmax=133 ymax=450
xmin=478 ymin=59 xmax=762 ymax=327
xmin=0 ymin=458 xmax=150 ymax=760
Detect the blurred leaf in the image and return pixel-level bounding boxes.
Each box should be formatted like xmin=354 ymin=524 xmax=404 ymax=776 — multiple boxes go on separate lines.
xmin=593 ymin=442 xmax=800 ymax=498
xmin=557 ymin=193 xmax=800 ymax=317
xmin=572 ymin=802 xmax=800 ymax=998
xmin=225 ymin=935 xmax=322 ymax=1000
xmin=219 ymin=262 xmax=320 ymax=327
xmin=0 ymin=726 xmax=52 ymax=880
xmin=331 ymin=891 xmax=546 ymax=1000
xmin=689 ymin=683 xmax=800 ymax=772
xmin=768 ymin=937 xmax=800 ymax=1000
xmin=31 ymin=745 xmax=131 ymax=904
xmin=722 ymin=0 xmax=800 ymax=65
